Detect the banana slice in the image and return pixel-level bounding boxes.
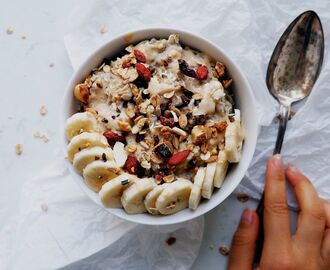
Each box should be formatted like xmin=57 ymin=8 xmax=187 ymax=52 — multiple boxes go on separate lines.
xmin=201 ymin=162 xmax=217 ymax=199
xmin=189 ymin=167 xmax=206 ymax=210
xmin=121 ymin=178 xmax=156 ymax=214
xmin=144 ymin=184 xmax=170 ymax=215
xmin=213 ymin=151 xmax=229 ymax=188
xmin=113 ymin=142 xmax=127 ymax=167
xmin=225 ymin=109 xmax=244 ymax=163
xmin=73 ymin=146 xmax=114 ymax=174
xmin=156 ymin=179 xmax=192 ymax=215
xmin=99 ymin=174 xmax=136 ymax=208
xmin=83 ymin=160 xmax=120 ymax=192
xmin=65 ymin=112 xmax=100 ymax=141
xmin=67 ymin=132 xmax=108 ymax=161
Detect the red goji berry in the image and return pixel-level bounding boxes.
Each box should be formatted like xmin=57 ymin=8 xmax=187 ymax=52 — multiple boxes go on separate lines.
xmin=133 ymin=49 xmax=146 ymax=63
xmin=103 ymin=130 xmax=125 ymax=144
xmin=136 ymin=63 xmax=151 ymax=82
xmin=168 ymin=150 xmax=190 ymax=166
xmin=124 ymin=154 xmax=139 ymax=174
xmin=196 ymin=65 xmax=208 ymax=80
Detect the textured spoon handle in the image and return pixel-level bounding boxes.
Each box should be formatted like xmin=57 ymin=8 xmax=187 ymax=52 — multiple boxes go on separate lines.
xmin=253 ymin=103 xmax=291 ymax=264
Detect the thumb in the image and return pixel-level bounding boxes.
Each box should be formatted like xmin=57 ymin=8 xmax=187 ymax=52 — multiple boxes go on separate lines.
xmin=227 ymin=208 xmax=259 ymax=270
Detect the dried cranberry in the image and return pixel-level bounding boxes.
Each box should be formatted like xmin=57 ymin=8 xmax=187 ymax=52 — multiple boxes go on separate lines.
xmin=196 ymin=65 xmax=208 ymax=80
xmin=155 ymin=143 xmax=173 ymax=159
xmin=160 ymin=116 xmax=175 ymax=127
xmin=124 ymin=154 xmax=139 ymax=174
xmin=178 ymin=59 xmax=196 ymax=78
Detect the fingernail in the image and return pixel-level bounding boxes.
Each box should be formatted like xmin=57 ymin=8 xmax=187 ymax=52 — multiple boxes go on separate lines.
xmin=241 ymin=208 xmax=253 ymax=225
xmin=272 ymin=154 xmax=282 ymax=167
xmin=288 ymin=163 xmax=300 ymax=173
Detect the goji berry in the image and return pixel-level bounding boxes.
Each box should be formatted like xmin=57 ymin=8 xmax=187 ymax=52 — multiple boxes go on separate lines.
xmin=124 ymin=154 xmax=139 ymax=174
xmin=168 ymin=150 xmax=190 ymax=166
xmin=133 ymin=49 xmax=146 ymax=63
xmin=136 ymin=63 xmax=151 ymax=82
xmin=159 ymin=116 xmax=175 ymax=127
xmin=103 ymin=130 xmax=125 ymax=144
xmin=196 ymin=65 xmax=208 ymax=80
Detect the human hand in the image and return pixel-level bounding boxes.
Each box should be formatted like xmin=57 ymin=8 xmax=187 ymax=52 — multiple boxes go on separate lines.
xmin=227 ymin=155 xmax=330 ymax=270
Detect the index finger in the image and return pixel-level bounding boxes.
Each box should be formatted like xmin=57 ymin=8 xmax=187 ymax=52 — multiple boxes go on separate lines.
xmin=264 ymin=155 xmax=291 ymax=248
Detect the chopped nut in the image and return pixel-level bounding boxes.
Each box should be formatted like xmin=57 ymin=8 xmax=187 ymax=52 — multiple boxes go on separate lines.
xmin=172 ymin=108 xmax=181 ymax=117
xmin=100 ymin=23 xmax=108 ymax=34
xmin=201 ymin=151 xmax=211 ymax=161
xmin=163 ymin=174 xmax=175 ymax=183
xmin=192 ymin=125 xmax=207 ymax=145
xmin=237 ymin=193 xmax=250 ymax=203
xmin=206 ymin=155 xmax=218 ymax=163
xmin=126 ymin=144 xmax=137 ymax=153
xmin=192 ymin=93 xmax=203 ymax=100
xmin=140 ymin=159 xmax=151 ymax=169
xmin=15 ymin=144 xmax=23 ymax=155
xmin=40 ymin=105 xmax=48 ymax=115
xmin=132 ymin=117 xmax=148 ymax=134
xmin=172 ymin=136 xmax=180 ymax=150
xmin=118 ymin=120 xmax=132 ymax=132
xmin=74 ymin=83 xmax=89 ymax=104
xmin=214 ymin=121 xmax=228 ymax=133
xmin=49 ymin=63 xmax=54 ymax=68
xmin=170 ymin=111 xmax=179 ymax=122
xmin=200 ymin=143 xmax=208 ymax=154
xmin=140 ymin=141 xmax=149 ymax=149
xmin=6 ymin=27 xmax=14 ymax=35
xmin=219 ymin=246 xmax=230 ymax=256
xmin=125 ymin=107 xmax=135 ymax=119
xmin=103 ymin=65 xmax=111 ymax=73
xmin=222 ymin=79 xmax=233 ymax=89
xmin=150 ymin=153 xmax=163 ymax=164
xmin=215 ymin=61 xmax=226 ymax=78
xmin=172 ymin=127 xmax=187 ymax=137
xmin=178 ymin=114 xmax=188 ymax=129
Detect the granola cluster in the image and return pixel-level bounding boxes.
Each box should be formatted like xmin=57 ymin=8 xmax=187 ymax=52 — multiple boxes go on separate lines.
xmin=74 ymin=34 xmax=235 ymax=184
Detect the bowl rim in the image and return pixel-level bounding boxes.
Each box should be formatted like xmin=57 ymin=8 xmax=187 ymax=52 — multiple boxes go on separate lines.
xmin=61 ymin=27 xmax=258 ymax=225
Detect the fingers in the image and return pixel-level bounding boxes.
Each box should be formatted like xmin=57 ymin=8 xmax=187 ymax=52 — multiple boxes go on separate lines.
xmin=228 ymin=208 xmax=259 ymax=270
xmin=286 ymin=164 xmax=326 ymax=251
xmin=264 ymin=155 xmax=291 ymax=248
xmin=321 ymin=201 xmax=330 ymax=265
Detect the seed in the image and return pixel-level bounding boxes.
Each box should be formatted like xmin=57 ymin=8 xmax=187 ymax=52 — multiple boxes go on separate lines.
xmin=102 ymin=153 xmax=107 ymax=162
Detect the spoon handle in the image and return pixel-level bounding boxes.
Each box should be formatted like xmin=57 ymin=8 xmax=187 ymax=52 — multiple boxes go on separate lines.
xmin=253 ymin=102 xmax=291 ymax=264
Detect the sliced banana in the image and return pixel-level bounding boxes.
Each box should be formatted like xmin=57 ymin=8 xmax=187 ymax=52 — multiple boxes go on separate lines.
xmin=156 ymin=179 xmax=192 ymax=215
xmin=67 ymin=132 xmax=108 ymax=161
xmin=144 ymin=184 xmax=169 ymax=215
xmin=121 ymin=178 xmax=156 ymax=214
xmin=83 ymin=160 xmax=120 ymax=192
xmin=113 ymin=142 xmax=127 ymax=167
xmin=73 ymin=146 xmax=114 ymax=174
xmin=189 ymin=167 xmax=206 ymax=210
xmin=201 ymin=162 xmax=217 ymax=199
xmin=99 ymin=174 xmax=136 ymax=208
xmin=225 ymin=109 xmax=244 ymax=163
xmin=65 ymin=112 xmax=100 ymax=141
xmin=213 ymin=151 xmax=229 ymax=188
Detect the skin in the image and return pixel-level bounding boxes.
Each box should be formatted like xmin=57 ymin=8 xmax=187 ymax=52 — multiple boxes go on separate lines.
xmin=228 ymin=155 xmax=330 ymax=270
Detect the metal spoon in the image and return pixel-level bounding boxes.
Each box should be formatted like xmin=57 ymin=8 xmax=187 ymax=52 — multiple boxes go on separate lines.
xmin=254 ymin=10 xmax=324 ymax=264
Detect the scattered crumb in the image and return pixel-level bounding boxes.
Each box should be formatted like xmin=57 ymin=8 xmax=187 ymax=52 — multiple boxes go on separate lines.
xmin=64 ymin=156 xmax=68 ymax=160
xmin=100 ymin=24 xmax=108 ymax=34
xmin=209 ymin=243 xmax=215 ymax=250
xmin=40 ymin=202 xmax=48 ymax=212
xmin=49 ymin=63 xmax=54 ymax=68
xmin=6 ymin=27 xmax=14 ymax=35
xmin=289 ymin=111 xmax=296 ymax=120
xmin=40 ymin=105 xmax=48 ymax=115
xmin=21 ymin=35 xmax=26 ymax=40
xmin=237 ymin=193 xmax=250 ymax=203
xmin=166 ymin=236 xmax=176 ymax=246
xmin=8 ymin=116 xmax=13 ymax=119
xmin=33 ymin=131 xmax=49 ymax=143
xmin=15 ymin=144 xmax=23 ymax=155
xmin=219 ymin=245 xmax=230 ymax=256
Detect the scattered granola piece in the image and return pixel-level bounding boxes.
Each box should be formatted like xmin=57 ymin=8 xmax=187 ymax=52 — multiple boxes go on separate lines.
xmin=166 ymin=236 xmax=176 ymax=246
xmin=40 ymin=105 xmax=48 ymax=115
xmin=100 ymin=24 xmax=108 ymax=34
xmin=15 ymin=144 xmax=23 ymax=155
xmin=219 ymin=245 xmax=230 ymax=256
xmin=209 ymin=243 xmax=215 ymax=250
xmin=40 ymin=202 xmax=48 ymax=212
xmin=236 ymin=193 xmax=250 ymax=203
xmin=33 ymin=131 xmax=41 ymax=138
xmin=49 ymin=63 xmax=54 ymax=68
xmin=21 ymin=35 xmax=26 ymax=40
xmin=41 ymin=135 xmax=49 ymax=143
xmin=6 ymin=27 xmax=14 ymax=35
xmin=127 ymin=144 xmax=137 ymax=153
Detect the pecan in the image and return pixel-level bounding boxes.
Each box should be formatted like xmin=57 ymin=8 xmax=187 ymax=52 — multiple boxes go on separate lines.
xmin=214 ymin=121 xmax=228 ymax=133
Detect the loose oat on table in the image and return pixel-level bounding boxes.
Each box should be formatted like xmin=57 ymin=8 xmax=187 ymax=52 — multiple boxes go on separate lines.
xmin=15 ymin=144 xmax=23 ymax=155
xmin=6 ymin=27 xmax=14 ymax=35
xmin=65 ymin=34 xmax=244 ymax=215
xmin=40 ymin=105 xmax=48 ymax=115
xmin=100 ymin=24 xmax=108 ymax=34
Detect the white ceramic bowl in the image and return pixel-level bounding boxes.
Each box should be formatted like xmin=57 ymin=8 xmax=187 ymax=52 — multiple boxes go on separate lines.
xmin=61 ymin=28 xmax=258 ymax=225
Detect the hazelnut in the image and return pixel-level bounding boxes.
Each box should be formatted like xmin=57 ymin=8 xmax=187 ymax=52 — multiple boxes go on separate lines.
xmin=74 ymin=83 xmax=89 ymax=104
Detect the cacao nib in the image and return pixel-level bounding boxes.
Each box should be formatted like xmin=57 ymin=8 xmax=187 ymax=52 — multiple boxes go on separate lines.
xmin=178 ymin=59 xmax=196 ymax=78
xmin=155 ymin=143 xmax=173 ymax=159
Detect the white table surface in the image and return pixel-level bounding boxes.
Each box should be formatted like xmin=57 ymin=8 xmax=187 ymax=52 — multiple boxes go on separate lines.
xmin=0 ymin=0 xmax=258 ymax=269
